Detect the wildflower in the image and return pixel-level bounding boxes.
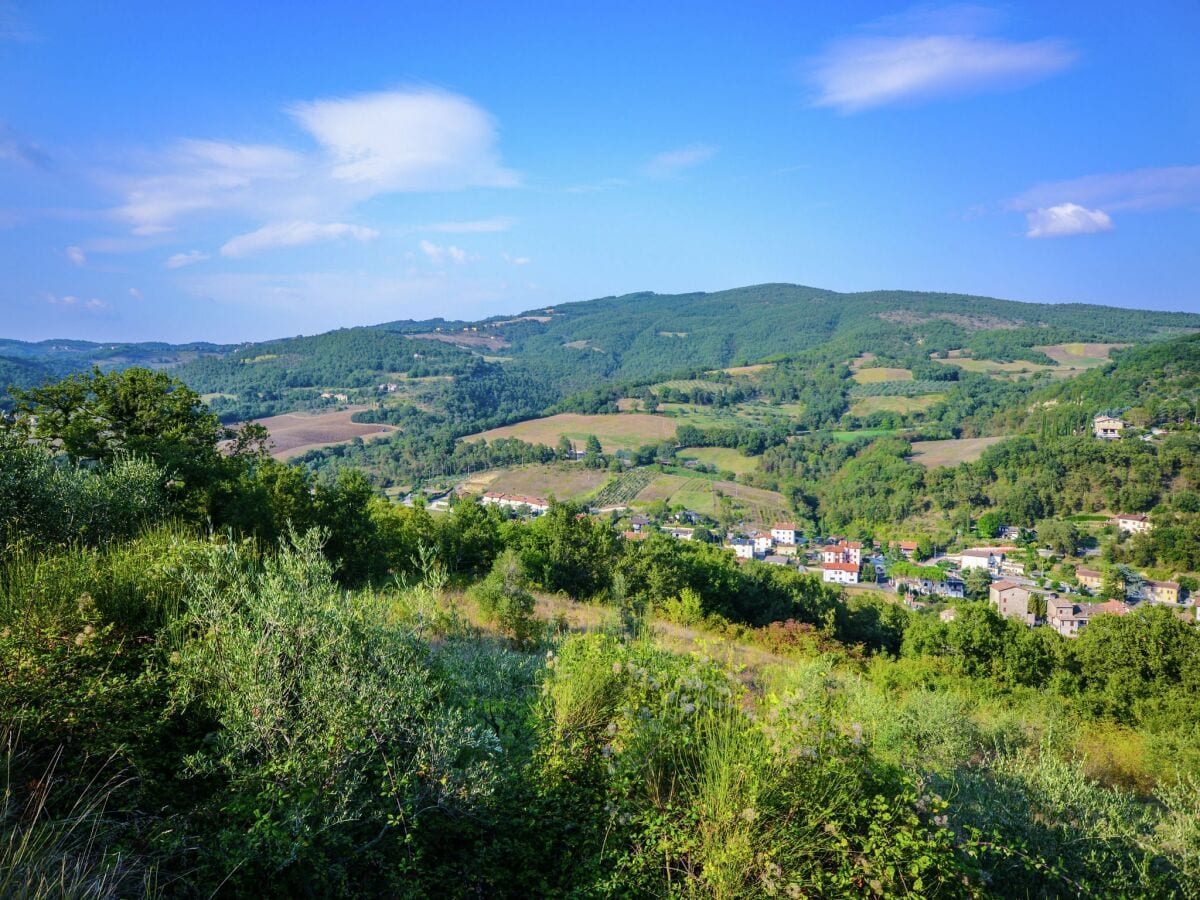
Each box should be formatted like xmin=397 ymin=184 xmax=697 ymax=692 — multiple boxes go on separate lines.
xmin=606 ymin=721 xmax=618 ymax=736
xmin=169 ymin=651 xmax=181 ymax=665
xmin=741 ymin=807 xmax=758 ymax=823
xmin=82 ymin=624 xmax=95 ymax=636
xmin=934 ymin=814 xmax=949 ymax=827
xmin=74 ymin=633 xmax=86 ymax=646
xmin=682 ymin=702 xmax=696 ymax=715
xmin=869 ymin=879 xmax=884 ymax=895
xmin=612 ymin=661 xmax=622 ymax=674
xmin=786 ymin=884 xmax=804 ymax=899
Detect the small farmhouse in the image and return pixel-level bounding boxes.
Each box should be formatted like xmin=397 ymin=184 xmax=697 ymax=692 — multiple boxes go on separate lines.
xmin=1093 ymin=414 xmax=1126 ymax=440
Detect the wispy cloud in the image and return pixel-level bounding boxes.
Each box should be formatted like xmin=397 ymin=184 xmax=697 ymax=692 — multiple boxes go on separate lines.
xmin=1008 ymin=165 xmax=1200 ymax=238
xmin=1025 ymin=203 xmax=1113 ymax=239
xmin=165 ymin=249 xmax=211 ymax=269
xmin=504 ymin=253 xmax=531 ymax=266
xmin=1010 ymin=165 xmax=1200 ymax=214
xmin=42 ymin=293 xmax=110 ymax=312
xmin=809 ymin=8 xmax=1076 ymax=113
xmin=642 ymin=144 xmax=718 ymax=178
xmin=65 ymin=245 xmax=86 ymax=266
xmin=426 ymin=216 xmax=515 ymax=233
xmin=221 ymin=221 xmax=379 ymax=258
xmin=115 ymin=139 xmax=305 ymax=236
xmin=565 ymin=177 xmax=628 ymax=195
xmin=418 ymin=239 xmax=468 ymax=265
xmin=0 ymin=121 xmax=51 ymax=168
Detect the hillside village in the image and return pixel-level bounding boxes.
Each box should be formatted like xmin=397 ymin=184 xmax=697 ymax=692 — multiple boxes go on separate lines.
xmin=457 ymin=501 xmax=1193 ymax=641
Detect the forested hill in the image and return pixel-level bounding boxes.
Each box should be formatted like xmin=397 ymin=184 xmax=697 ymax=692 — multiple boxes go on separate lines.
xmin=5 ymin=284 xmax=1198 ymax=414
xmin=378 ymin=283 xmax=1200 ymax=383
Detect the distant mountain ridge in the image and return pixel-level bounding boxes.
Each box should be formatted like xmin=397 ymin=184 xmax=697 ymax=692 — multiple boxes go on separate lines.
xmin=5 ymin=284 xmax=1198 ymax=406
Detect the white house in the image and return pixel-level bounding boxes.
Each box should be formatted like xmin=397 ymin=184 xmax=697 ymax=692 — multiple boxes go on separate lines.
xmin=751 ymin=531 xmax=774 ymax=555
xmin=726 ymin=538 xmax=754 ymax=560
xmin=663 ymin=527 xmax=694 ymax=541
xmin=820 ymin=541 xmax=863 ymax=566
xmin=956 ymin=547 xmax=1014 ymax=572
xmin=1113 ymin=513 xmax=1152 ymax=534
xmin=770 ymin=522 xmax=798 ymax=546
xmin=822 ymin=561 xmax=860 ymax=584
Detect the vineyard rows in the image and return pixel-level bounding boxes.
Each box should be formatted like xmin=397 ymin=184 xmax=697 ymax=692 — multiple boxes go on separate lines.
xmin=848 ymin=380 xmax=947 ymax=398
xmin=590 ymin=468 xmax=655 ymax=507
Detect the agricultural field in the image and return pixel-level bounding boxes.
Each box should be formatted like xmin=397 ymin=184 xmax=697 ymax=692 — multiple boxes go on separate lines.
xmin=676 ymin=446 xmax=760 ymax=476
xmin=851 ymin=366 xmax=914 ymax=384
xmin=659 ymin=401 xmax=806 ymax=428
xmin=631 ymin=473 xmax=789 ymax=526
xmin=652 ymin=378 xmax=727 ymax=394
xmin=590 ymin=468 xmax=656 ymax=508
xmin=933 ymin=357 xmax=1053 ymax=378
xmin=471 ymin=464 xmax=610 ymax=501
xmin=1034 ymin=342 xmax=1127 ymax=370
xmin=828 ymin=428 xmax=901 ymax=443
xmin=849 ymin=394 xmax=945 ymax=416
xmin=714 ymin=363 xmax=774 ymax=375
xmin=909 ymin=436 xmax=1007 ymax=468
xmin=253 ymin=407 xmax=397 ymax=460
xmin=932 ymin=343 xmax=1122 ymax=381
xmin=465 ymin=412 xmax=679 ymax=452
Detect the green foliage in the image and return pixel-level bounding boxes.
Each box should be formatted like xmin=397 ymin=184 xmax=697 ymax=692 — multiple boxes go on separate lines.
xmin=470 ymin=550 xmax=539 ymax=647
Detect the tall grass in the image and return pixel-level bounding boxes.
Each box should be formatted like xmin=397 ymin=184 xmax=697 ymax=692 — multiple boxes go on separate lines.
xmin=0 ymin=523 xmax=215 ymax=633
xmin=0 ymin=728 xmax=154 ymax=899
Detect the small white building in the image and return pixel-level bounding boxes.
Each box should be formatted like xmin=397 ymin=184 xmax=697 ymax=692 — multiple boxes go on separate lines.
xmin=770 ymin=522 xmax=798 ymax=546
xmin=1113 ymin=513 xmax=1152 ymax=534
xmin=663 ymin=527 xmax=694 ymax=541
xmin=751 ymin=531 xmax=774 ymax=555
xmin=820 ymin=541 xmax=863 ymax=566
xmin=822 ymin=561 xmax=860 ymax=584
xmin=726 ymin=538 xmax=754 ymax=560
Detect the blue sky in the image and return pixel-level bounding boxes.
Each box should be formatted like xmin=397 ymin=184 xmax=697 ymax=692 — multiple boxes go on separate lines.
xmin=2 ymin=1 xmax=1198 ymax=342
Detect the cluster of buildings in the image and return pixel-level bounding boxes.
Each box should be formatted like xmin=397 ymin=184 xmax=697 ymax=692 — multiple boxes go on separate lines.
xmin=479 ymin=491 xmax=550 ymax=515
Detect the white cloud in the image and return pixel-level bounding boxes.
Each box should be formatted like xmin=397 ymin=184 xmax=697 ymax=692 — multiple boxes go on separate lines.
xmin=1010 ymin=165 xmax=1200 ymax=214
xmin=1025 ymin=203 xmax=1113 ymax=238
xmin=289 ymin=88 xmax=518 ymax=191
xmin=110 ymin=88 xmax=518 ymax=239
xmin=426 ymin=216 xmax=515 ymax=233
xmin=65 ymin=245 xmax=86 ymax=266
xmin=642 ymin=144 xmax=718 ymax=178
xmin=165 ymin=249 xmax=211 ymax=269
xmin=419 ymin=239 xmax=468 ymax=265
xmin=220 ymin=221 xmax=379 ymax=258
xmin=42 ymin=292 xmax=109 ymax=312
xmin=810 ymin=12 xmax=1076 ymax=113
xmin=116 ymin=139 xmax=306 ymax=235
xmin=129 ymin=287 xmax=143 ymax=300
xmin=503 ymin=253 xmax=531 ymax=266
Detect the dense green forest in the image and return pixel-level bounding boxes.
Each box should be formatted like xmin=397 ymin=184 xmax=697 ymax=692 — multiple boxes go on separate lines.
xmin=3 ymin=366 xmax=1200 ymax=897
